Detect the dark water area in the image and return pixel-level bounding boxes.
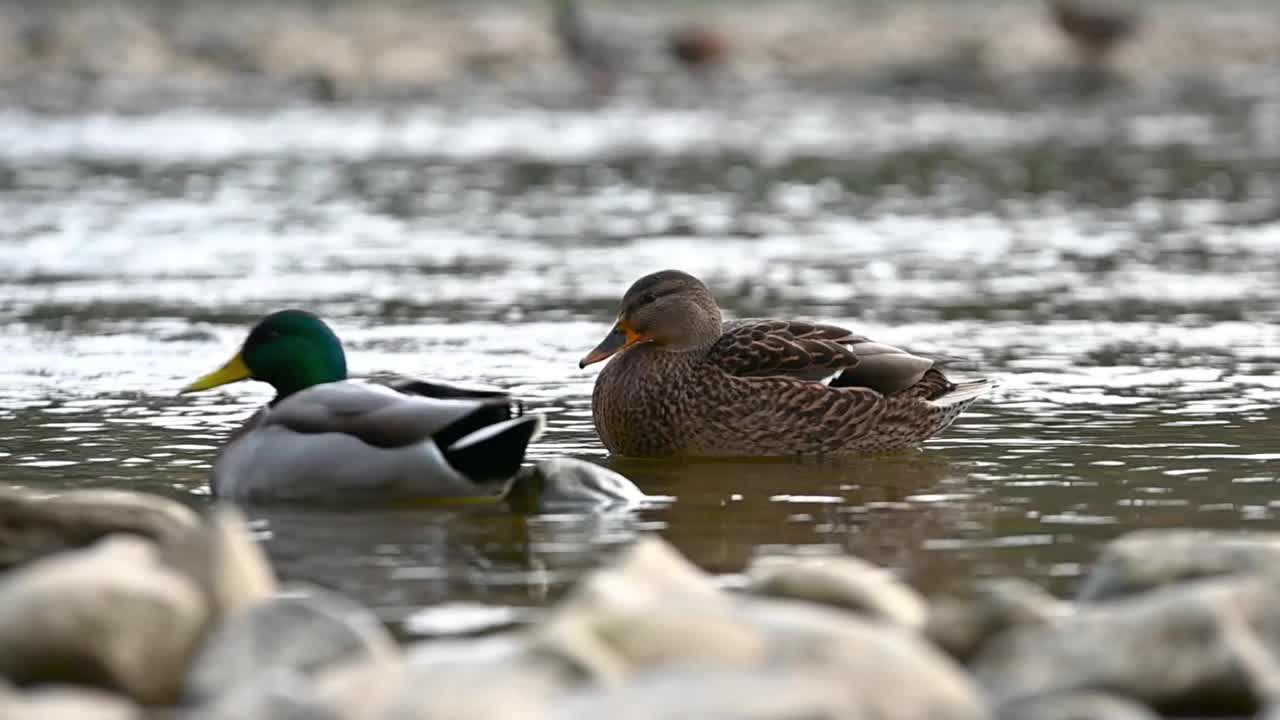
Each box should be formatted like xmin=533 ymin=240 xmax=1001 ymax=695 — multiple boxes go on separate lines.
xmin=2 ymin=1 xmax=1280 ymax=633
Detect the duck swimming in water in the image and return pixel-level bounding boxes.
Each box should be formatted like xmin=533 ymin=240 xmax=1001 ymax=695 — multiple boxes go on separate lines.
xmin=181 ymin=310 xmax=543 ymax=502
xmin=579 ymin=270 xmax=994 ymax=458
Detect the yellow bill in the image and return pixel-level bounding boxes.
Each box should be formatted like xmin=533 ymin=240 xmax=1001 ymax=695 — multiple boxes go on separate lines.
xmin=180 ymin=352 xmax=253 ymax=394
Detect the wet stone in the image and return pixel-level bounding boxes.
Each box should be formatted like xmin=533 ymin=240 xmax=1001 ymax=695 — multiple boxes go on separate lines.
xmin=534 ymin=536 xmax=987 ymax=718
xmin=393 ymin=632 xmax=579 ymax=719
xmin=0 ymin=535 xmax=209 ymax=705
xmin=551 ymin=665 xmax=876 ymax=720
xmin=159 ymin=505 xmax=277 ymax=623
xmin=926 ymin=578 xmax=1071 ymax=662
xmin=746 ymin=553 xmax=928 ymax=630
xmin=0 ymin=686 xmax=144 ymax=720
xmin=736 ymin=597 xmax=990 ymax=720
xmin=1078 ymin=529 xmax=1280 ymax=602
xmin=996 ymin=691 xmax=1160 ymax=720
xmin=0 ymin=483 xmax=199 ymax=570
xmin=546 ymin=603 xmax=768 ymax=680
xmin=384 ymin=657 xmax=566 ymax=720
xmin=552 ymin=535 xmax=726 ymax=617
xmin=178 ymin=667 xmax=342 ymax=720
xmin=183 ymin=583 xmax=398 ymax=705
xmin=532 ymin=536 xmax=739 ymax=681
xmin=974 ymin=573 xmax=1280 ymax=715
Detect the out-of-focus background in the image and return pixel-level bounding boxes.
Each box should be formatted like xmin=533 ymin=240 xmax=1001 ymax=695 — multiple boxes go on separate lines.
xmin=2 ymin=0 xmax=1279 ymax=630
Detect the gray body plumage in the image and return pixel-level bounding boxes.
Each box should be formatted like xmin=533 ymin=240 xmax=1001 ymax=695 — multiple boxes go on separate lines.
xmin=212 ymin=380 xmax=543 ymax=502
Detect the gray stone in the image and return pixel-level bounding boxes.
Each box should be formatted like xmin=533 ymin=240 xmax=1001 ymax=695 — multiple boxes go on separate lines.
xmin=178 ymin=667 xmax=342 ymax=720
xmin=160 ymin=505 xmax=277 ymax=623
xmin=507 ymin=459 xmax=647 ymax=512
xmin=996 ymin=691 xmax=1160 ymax=720
xmin=0 ymin=535 xmax=208 ymax=705
xmin=551 ymin=604 xmax=990 ymax=720
xmin=183 ymin=583 xmax=398 ymax=705
xmin=1078 ymin=529 xmax=1280 ymax=602
xmin=551 ymin=665 xmax=874 ymax=720
xmin=736 ymin=597 xmax=991 ymax=720
xmin=556 ymin=536 xmax=725 ymax=613
xmin=533 ymin=536 xmax=987 ymax=718
xmin=544 ymin=602 xmax=768 ymax=680
xmin=0 ymin=686 xmax=143 ymax=720
xmin=384 ymin=660 xmax=564 ymax=720
xmin=746 ymin=553 xmax=928 ymax=630
xmin=926 ymin=578 xmax=1071 ymax=662
xmin=974 ymin=573 xmax=1280 ymax=715
xmin=0 ymin=484 xmax=199 ymax=570
xmin=532 ymin=536 xmax=741 ymax=681
xmin=312 ymin=658 xmax=406 ymax=720
xmin=395 ymin=633 xmax=583 ymax=720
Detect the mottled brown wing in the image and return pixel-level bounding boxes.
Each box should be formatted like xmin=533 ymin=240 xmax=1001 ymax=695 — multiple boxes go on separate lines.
xmin=715 ymin=373 xmax=889 ymax=452
xmin=709 ymin=319 xmax=863 ymax=382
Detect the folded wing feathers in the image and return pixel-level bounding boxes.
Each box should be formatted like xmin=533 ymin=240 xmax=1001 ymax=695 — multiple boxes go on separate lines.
xmin=269 ymin=381 xmax=521 ymax=450
xmin=712 ymin=319 xmax=975 ymax=396
xmin=711 ymin=320 xmax=861 ymax=379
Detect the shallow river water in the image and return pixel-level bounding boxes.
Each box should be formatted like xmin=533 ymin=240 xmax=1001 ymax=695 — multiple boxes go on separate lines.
xmin=2 ymin=74 xmax=1279 ymax=631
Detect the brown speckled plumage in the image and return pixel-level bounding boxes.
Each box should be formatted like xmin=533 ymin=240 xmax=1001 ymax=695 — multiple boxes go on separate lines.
xmin=581 ymin=270 xmax=995 ymax=458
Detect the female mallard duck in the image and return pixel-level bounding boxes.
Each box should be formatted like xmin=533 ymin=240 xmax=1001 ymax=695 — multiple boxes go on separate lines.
xmin=180 ymin=310 xmax=544 ymax=502
xmin=578 ymin=270 xmax=994 ymax=457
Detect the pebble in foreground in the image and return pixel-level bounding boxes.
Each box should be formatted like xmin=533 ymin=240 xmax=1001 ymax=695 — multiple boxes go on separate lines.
xmin=580 ymin=269 xmax=995 ymax=457
xmin=4 ymin=486 xmax=1280 ymax=717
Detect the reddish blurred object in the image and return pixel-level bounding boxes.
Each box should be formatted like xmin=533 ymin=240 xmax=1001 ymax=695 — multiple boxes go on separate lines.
xmin=1049 ymin=0 xmax=1141 ymax=65
xmin=667 ymin=25 xmax=728 ymax=68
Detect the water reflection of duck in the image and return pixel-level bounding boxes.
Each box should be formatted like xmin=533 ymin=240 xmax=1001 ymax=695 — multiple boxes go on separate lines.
xmin=608 ymin=453 xmax=962 ymax=576
xmin=1048 ymin=0 xmax=1140 ymax=66
xmin=255 ymin=493 xmax=651 ymax=620
xmin=179 ymin=310 xmax=544 ymax=502
xmin=579 ymin=270 xmax=995 ymax=457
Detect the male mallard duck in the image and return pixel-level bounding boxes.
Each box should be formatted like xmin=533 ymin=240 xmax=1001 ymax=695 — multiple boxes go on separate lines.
xmin=578 ymin=270 xmax=994 ymax=457
xmin=1048 ymin=0 xmax=1140 ymax=66
xmin=180 ymin=310 xmax=544 ymax=502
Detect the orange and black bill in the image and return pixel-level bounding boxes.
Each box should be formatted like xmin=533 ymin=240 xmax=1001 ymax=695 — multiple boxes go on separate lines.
xmin=579 ymin=320 xmax=643 ymax=368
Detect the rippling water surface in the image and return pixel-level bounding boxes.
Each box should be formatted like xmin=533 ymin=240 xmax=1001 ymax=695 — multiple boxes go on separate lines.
xmin=2 ymin=75 xmax=1279 ymax=631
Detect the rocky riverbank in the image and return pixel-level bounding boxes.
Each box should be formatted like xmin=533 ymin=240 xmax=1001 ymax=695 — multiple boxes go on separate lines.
xmin=1 ymin=479 xmax=1280 ymax=718
xmin=2 ymin=0 xmax=1279 ymax=110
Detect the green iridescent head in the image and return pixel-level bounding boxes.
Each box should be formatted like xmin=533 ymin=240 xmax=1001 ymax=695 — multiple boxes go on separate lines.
xmin=181 ymin=309 xmax=348 ymax=402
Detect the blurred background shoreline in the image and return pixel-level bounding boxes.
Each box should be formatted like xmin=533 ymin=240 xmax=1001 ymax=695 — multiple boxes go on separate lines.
xmin=1 ymin=0 xmax=1277 ymax=111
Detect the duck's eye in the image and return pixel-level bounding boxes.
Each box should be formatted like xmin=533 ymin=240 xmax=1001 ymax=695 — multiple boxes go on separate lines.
xmin=640 ymin=292 xmax=656 ymax=305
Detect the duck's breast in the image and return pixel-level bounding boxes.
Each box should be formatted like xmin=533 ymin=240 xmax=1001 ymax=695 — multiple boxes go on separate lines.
xmin=211 ymin=426 xmax=483 ymax=502
xmin=591 ymin=347 xmax=691 ymax=457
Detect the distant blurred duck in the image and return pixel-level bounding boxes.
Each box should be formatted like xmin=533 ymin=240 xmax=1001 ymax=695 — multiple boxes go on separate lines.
xmin=180 ymin=310 xmax=543 ymax=502
xmin=666 ymin=25 xmax=728 ymax=69
xmin=579 ymin=270 xmax=995 ymax=457
xmin=1049 ymin=0 xmax=1141 ymax=66
xmin=552 ymin=0 xmax=726 ymax=89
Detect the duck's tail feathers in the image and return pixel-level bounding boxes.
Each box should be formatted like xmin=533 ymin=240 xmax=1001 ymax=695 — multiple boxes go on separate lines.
xmin=932 ymin=378 xmax=998 ymax=408
xmin=441 ymin=414 xmax=546 ymax=483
